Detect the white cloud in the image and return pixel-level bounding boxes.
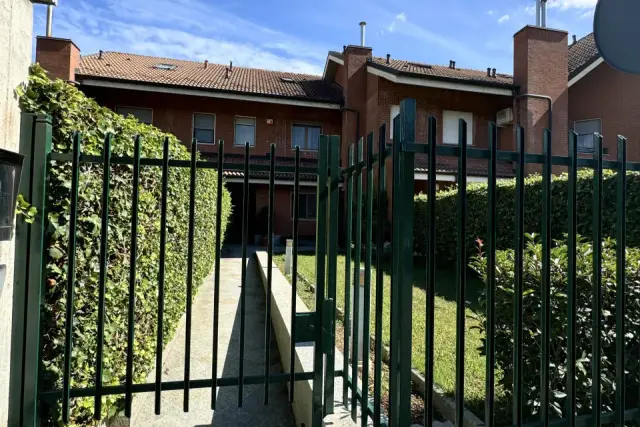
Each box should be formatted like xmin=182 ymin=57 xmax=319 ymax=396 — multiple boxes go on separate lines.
xmin=498 ymin=14 xmax=510 ymax=24
xmin=547 ymin=0 xmax=597 ymax=9
xmin=37 ymin=0 xmax=326 ymax=75
xmin=524 ymin=5 xmax=537 ymax=16
xmin=387 ymin=12 xmax=407 ymax=33
xmin=580 ymin=8 xmax=595 ymax=19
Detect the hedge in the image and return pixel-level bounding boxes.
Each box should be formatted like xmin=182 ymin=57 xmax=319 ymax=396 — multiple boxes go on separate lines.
xmin=18 ymin=64 xmax=232 ymax=425
xmin=470 ymin=236 xmax=640 ymax=421
xmin=415 ymin=171 xmax=640 ymax=264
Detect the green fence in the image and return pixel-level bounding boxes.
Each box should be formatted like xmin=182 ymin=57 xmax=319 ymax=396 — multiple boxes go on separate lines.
xmin=12 ymin=97 xmax=640 ymax=427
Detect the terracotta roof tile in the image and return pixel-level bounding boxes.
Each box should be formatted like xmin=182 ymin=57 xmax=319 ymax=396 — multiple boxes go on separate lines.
xmin=568 ymin=33 xmax=600 ymax=79
xmin=369 ymin=56 xmax=514 ymax=87
xmin=415 ymin=154 xmax=514 ymax=177
xmin=77 ymin=52 xmax=343 ymax=104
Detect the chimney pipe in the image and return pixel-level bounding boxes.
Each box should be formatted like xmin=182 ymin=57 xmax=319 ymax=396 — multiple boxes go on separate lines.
xmin=204 ymin=60 xmax=208 ymax=69
xmin=487 ymin=67 xmax=491 ymax=77
xmin=492 ymin=68 xmax=496 ymax=78
xmin=46 ymin=5 xmax=53 ymax=37
xmin=541 ymin=0 xmax=547 ymax=27
xmin=572 ymin=35 xmax=577 ymax=44
xmin=359 ymin=21 xmax=367 ymax=46
xmin=98 ymin=50 xmax=103 ymax=60
xmin=386 ymin=53 xmax=390 ymax=64
xmin=536 ymin=0 xmax=541 ymax=26
xmin=229 ymin=60 xmax=233 ymax=71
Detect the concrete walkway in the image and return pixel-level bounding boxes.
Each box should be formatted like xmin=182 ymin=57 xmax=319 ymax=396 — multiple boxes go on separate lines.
xmin=131 ymin=246 xmax=295 ymax=426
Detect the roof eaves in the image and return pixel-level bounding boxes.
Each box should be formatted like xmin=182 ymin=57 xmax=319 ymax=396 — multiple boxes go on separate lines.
xmin=367 ymin=61 xmax=516 ymax=90
xmin=568 ymin=53 xmax=602 ymax=80
xmin=76 ymin=74 xmax=345 ymax=106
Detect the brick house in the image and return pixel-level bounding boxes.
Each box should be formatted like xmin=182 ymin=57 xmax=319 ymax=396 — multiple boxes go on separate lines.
xmin=35 ymin=23 xmax=628 ymax=239
xmin=36 ymin=36 xmax=343 ymax=243
xmin=568 ymin=32 xmax=640 ymax=160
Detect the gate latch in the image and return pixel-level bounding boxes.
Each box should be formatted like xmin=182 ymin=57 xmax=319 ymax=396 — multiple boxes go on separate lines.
xmin=322 ymin=298 xmax=335 ymax=356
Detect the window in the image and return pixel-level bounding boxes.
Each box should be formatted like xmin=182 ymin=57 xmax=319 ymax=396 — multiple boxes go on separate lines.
xmin=235 ymin=117 xmax=256 ymax=146
xmin=389 ymin=105 xmax=400 ymax=139
xmin=193 ymin=113 xmax=215 ymax=144
xmin=291 ymin=192 xmax=316 ymax=219
xmin=443 ymin=111 xmax=473 ymax=145
xmin=292 ymin=124 xmax=321 ymax=151
xmin=153 ymin=63 xmax=177 ymax=70
xmin=116 ymin=107 xmax=153 ymax=125
xmin=574 ymin=119 xmax=601 ymax=153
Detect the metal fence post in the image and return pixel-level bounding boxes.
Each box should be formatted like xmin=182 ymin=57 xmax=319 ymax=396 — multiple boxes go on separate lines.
xmin=389 ymin=98 xmax=415 ymax=427
xmin=9 ymin=113 xmax=52 ymax=427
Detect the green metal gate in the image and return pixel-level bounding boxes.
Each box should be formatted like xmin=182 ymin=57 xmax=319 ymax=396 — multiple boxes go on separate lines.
xmin=10 ymin=96 xmax=640 ymax=427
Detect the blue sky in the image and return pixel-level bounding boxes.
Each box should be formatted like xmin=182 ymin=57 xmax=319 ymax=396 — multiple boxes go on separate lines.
xmin=33 ymin=0 xmax=597 ymax=76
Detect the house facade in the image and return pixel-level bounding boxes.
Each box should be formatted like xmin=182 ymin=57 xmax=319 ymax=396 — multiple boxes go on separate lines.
xmin=35 ymin=23 xmax=629 ymax=240
xmin=568 ymin=33 xmax=640 ymax=161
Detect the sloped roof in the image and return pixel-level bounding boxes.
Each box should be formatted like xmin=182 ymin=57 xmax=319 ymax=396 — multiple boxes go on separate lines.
xmin=76 ymin=52 xmax=344 ymax=104
xmin=369 ymin=57 xmax=514 ymax=87
xmin=415 ymin=155 xmax=515 ymax=178
xmin=568 ymin=33 xmax=600 ymax=79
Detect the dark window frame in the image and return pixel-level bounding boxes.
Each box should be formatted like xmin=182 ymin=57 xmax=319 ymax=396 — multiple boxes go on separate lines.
xmin=291 ymin=191 xmax=316 ymax=220
xmin=193 ymin=113 xmax=216 ymax=144
xmin=292 ymin=123 xmax=322 ymax=151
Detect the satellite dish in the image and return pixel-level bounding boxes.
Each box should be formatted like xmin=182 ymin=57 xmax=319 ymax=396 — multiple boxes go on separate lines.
xmin=593 ymin=0 xmax=640 ymax=74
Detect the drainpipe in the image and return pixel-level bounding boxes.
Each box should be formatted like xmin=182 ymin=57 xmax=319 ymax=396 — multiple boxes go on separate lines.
xmin=517 ymin=93 xmax=552 ymax=131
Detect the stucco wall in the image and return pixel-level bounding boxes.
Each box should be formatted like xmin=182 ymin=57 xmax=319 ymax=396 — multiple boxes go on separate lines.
xmin=0 ymin=0 xmax=32 ymax=425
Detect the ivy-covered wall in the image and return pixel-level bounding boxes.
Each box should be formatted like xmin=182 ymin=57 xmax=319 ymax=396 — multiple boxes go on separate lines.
xmin=18 ymin=65 xmax=232 ymax=424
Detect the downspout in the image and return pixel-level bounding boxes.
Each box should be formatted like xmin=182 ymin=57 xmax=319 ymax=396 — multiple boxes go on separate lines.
xmin=516 ymin=93 xmax=552 ymax=131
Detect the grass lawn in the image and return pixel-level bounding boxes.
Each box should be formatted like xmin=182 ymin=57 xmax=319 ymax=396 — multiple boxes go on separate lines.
xmin=274 ymin=253 xmax=504 ymax=419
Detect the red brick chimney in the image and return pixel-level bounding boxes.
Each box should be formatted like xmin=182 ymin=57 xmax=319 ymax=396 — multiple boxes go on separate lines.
xmin=513 ymin=26 xmax=568 ymax=172
xmin=340 ymin=45 xmax=372 ymax=160
xmin=35 ymin=36 xmax=81 ymax=82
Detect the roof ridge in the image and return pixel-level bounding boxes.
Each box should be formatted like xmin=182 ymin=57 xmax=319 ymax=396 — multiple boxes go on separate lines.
xmin=80 ymin=51 xmax=325 ymax=78
xmin=372 ymin=55 xmax=513 ymax=77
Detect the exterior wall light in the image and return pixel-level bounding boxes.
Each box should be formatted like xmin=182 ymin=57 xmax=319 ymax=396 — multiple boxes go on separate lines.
xmin=0 ymin=149 xmax=25 ymax=241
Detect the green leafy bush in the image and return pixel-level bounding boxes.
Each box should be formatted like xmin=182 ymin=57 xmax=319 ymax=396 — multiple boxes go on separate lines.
xmin=18 ymin=64 xmax=231 ymax=425
xmin=470 ymin=235 xmax=640 ymax=421
xmin=414 ymin=171 xmax=640 ymax=263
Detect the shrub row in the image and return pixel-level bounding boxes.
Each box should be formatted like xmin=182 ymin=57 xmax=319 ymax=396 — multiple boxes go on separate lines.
xmin=471 ymin=236 xmax=640 ymax=421
xmin=415 ymin=170 xmax=640 ymax=264
xmin=18 ymin=65 xmax=232 ymax=424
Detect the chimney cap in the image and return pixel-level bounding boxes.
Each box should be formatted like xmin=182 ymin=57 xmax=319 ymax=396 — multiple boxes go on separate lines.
xmin=572 ymin=34 xmax=577 ymax=43
xmin=491 ymin=68 xmax=496 ymax=77
xmin=386 ymin=53 xmax=391 ymax=64
xmin=99 ymin=50 xmax=103 ymax=59
xmin=359 ymin=21 xmax=367 ymax=26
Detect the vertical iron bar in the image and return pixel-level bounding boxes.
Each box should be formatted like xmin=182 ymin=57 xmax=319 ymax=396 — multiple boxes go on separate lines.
xmin=455 ymin=119 xmax=468 ymax=427
xmin=344 ymin=144 xmax=354 ymax=408
xmin=125 ymin=135 xmax=141 ymax=417
xmin=361 ymin=132 xmax=374 ymax=427
xmin=541 ymin=128 xmax=552 ymax=426
xmin=94 ymin=134 xmax=112 ymax=419
xmin=485 ymin=122 xmax=497 ymax=427
xmin=389 ymin=114 xmax=402 ymax=425
xmin=374 ymin=124 xmax=387 ymax=427
xmin=184 ymin=139 xmax=198 ymax=412
xmin=312 ymin=136 xmax=329 ymax=427
xmin=592 ymin=133 xmax=603 ymax=426
xmin=212 ymin=140 xmax=224 ymax=409
xmin=290 ymin=146 xmax=300 ymax=402
xmin=62 ymin=132 xmax=81 ymax=423
xmin=566 ymin=131 xmax=578 ymax=427
xmin=325 ymin=135 xmax=340 ymax=414
xmin=264 ymin=143 xmax=276 ymax=404
xmin=154 ymin=137 xmax=170 ymax=414
xmin=513 ymin=125 xmax=525 ymax=427
xmin=352 ymin=138 xmax=364 ymax=422
xmin=424 ymin=116 xmax=437 ymax=427
xmin=239 ymin=142 xmax=250 ymax=407
xmin=615 ymin=136 xmax=627 ymax=427
xmin=398 ymin=99 xmax=416 ymax=427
